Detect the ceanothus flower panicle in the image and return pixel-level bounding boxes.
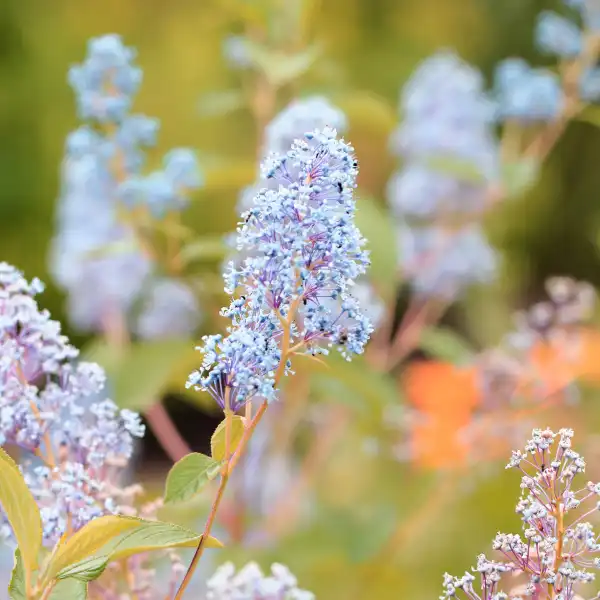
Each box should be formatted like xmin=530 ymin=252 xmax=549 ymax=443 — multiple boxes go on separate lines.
xmin=0 ymin=263 xmax=145 ymax=546
xmin=237 ymin=96 xmax=348 ymax=214
xmin=387 ymin=51 xmax=500 ymax=299
xmin=206 ymin=562 xmax=315 ymax=600
xmin=441 ymin=428 xmax=600 ymax=599
xmin=188 ymin=127 xmax=372 ymax=412
xmin=50 ymin=34 xmax=202 ymax=333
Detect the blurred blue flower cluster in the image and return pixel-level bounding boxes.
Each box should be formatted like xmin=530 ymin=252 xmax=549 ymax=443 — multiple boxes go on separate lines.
xmin=388 ymin=52 xmax=499 ymax=300
xmin=50 ymin=35 xmax=202 ymax=336
xmin=495 ymin=0 xmax=600 ymax=122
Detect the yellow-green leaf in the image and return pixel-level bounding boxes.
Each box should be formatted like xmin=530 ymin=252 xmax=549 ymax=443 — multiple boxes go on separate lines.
xmin=211 ymin=415 xmax=245 ymax=461
xmin=8 ymin=549 xmax=26 ymax=600
xmin=0 ymin=447 xmax=42 ymax=581
xmin=179 ymin=236 xmax=228 ymax=266
xmin=44 ymin=515 xmax=141 ymax=582
xmin=164 ymin=453 xmax=222 ymax=504
xmin=57 ymin=520 xmax=223 ymax=580
xmin=48 ymin=579 xmax=87 ymax=600
xmin=56 ymin=555 xmax=108 ymax=582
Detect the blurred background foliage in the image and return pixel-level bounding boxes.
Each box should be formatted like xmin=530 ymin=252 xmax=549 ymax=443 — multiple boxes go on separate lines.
xmin=4 ymin=0 xmax=600 ymax=598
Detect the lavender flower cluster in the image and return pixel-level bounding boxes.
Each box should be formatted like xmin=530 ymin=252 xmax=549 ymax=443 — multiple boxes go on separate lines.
xmin=387 ymin=52 xmax=499 ymax=300
xmin=0 ymin=262 xmax=144 ymax=546
xmin=442 ymin=428 xmax=600 ymax=599
xmin=49 ymin=34 xmax=201 ymax=338
xmin=206 ymin=562 xmax=315 ymax=600
xmin=188 ymin=126 xmax=372 ymax=412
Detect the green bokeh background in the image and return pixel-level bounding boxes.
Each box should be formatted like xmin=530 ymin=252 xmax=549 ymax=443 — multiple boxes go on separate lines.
xmin=3 ymin=0 xmax=600 ymax=598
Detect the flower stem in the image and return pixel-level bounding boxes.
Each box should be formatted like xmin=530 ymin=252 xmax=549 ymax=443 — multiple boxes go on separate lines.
xmin=174 ymin=295 xmax=301 ymax=598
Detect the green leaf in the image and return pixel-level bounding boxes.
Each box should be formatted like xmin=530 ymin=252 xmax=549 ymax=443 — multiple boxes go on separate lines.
xmin=58 ymin=520 xmax=223 ymax=581
xmin=55 ymin=555 xmax=109 ymax=582
xmin=501 ymin=159 xmax=539 ymax=198
xmin=244 ymin=40 xmax=320 ymax=86
xmin=419 ymin=326 xmax=476 ymax=364
xmin=211 ymin=415 xmax=245 ymax=461
xmin=354 ymin=197 xmax=398 ymax=299
xmin=82 ymin=339 xmax=196 ymax=412
xmin=576 ymin=105 xmax=600 ymax=128
xmin=179 ymin=236 xmax=228 ymax=266
xmin=48 ymin=579 xmax=87 ymax=600
xmin=44 ymin=515 xmax=142 ymax=582
xmin=8 ymin=550 xmax=26 ymax=600
xmin=0 ymin=447 xmax=43 ymax=581
xmin=425 ymin=155 xmax=486 ymax=184
xmin=198 ymin=90 xmax=246 ymax=117
xmin=164 ymin=453 xmax=222 ymax=504
xmin=310 ymin=353 xmax=397 ymax=413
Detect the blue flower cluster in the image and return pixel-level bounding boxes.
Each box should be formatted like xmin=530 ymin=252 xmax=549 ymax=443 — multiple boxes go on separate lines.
xmin=237 ymin=96 xmax=348 ymax=215
xmin=49 ymin=34 xmax=202 ymax=335
xmin=388 ymin=52 xmax=499 ymax=300
xmin=0 ymin=263 xmax=145 ymax=545
xmin=189 ymin=127 xmax=372 ymax=411
xmin=495 ymin=1 xmax=600 ymax=122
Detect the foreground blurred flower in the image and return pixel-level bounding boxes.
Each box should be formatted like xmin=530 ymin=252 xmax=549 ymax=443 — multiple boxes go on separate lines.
xmin=49 ymin=34 xmax=202 ymax=334
xmin=207 ymin=562 xmax=314 ymax=600
xmin=189 ymin=127 xmax=372 ymax=412
xmin=441 ymin=427 xmax=600 ymax=599
xmin=0 ymin=262 xmax=144 ymax=545
xmin=388 ymin=51 xmax=500 ymax=300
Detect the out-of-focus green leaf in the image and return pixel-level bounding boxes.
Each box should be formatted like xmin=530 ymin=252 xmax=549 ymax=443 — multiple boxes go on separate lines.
xmin=310 ymin=353 xmax=397 ymax=413
xmin=354 ymin=197 xmax=398 ymax=298
xmin=82 ymin=339 xmax=196 ymax=411
xmin=425 ymin=155 xmax=486 ymax=184
xmin=8 ymin=550 xmax=26 ymax=600
xmin=203 ymin=161 xmax=257 ymax=193
xmin=48 ymin=579 xmax=87 ymax=599
xmin=211 ymin=415 xmax=245 ymax=461
xmin=198 ymin=90 xmax=246 ymax=117
xmin=244 ymin=40 xmax=320 ymax=86
xmin=502 ymin=159 xmax=539 ymax=198
xmin=419 ymin=326 xmax=476 ymax=364
xmin=0 ymin=447 xmax=42 ymax=583
xmin=164 ymin=452 xmax=222 ymax=504
xmin=179 ymin=236 xmax=228 ymax=266
xmin=335 ymin=91 xmax=397 ymax=133
xmin=576 ymin=105 xmax=600 ymax=128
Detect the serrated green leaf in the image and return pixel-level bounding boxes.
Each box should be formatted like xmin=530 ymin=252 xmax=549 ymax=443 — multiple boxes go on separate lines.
xmin=58 ymin=520 xmax=223 ymax=581
xmin=179 ymin=236 xmax=227 ymax=266
xmin=354 ymin=197 xmax=398 ymax=298
xmin=211 ymin=415 xmax=245 ymax=461
xmin=8 ymin=549 xmax=26 ymax=600
xmin=48 ymin=579 xmax=87 ymax=600
xmin=56 ymin=555 xmax=108 ymax=582
xmin=419 ymin=326 xmax=476 ymax=364
xmin=164 ymin=453 xmax=222 ymax=504
xmin=501 ymin=159 xmax=539 ymax=198
xmin=0 ymin=447 xmax=42 ymax=582
xmin=82 ymin=339 xmax=196 ymax=411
